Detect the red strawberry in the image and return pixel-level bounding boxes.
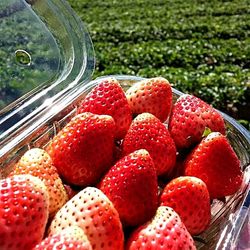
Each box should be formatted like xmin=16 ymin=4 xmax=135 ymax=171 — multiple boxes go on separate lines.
xmin=169 ymin=94 xmax=226 ymax=149
xmin=10 ymin=148 xmax=68 ymax=216
xmin=33 ymin=226 xmax=92 ymax=250
xmin=78 ymin=77 xmax=132 ymax=139
xmin=49 ymin=187 xmax=124 ymax=250
xmin=122 ymin=113 xmax=176 ymax=176
xmin=0 ymin=174 xmax=49 ymax=250
xmin=184 ymin=132 xmax=243 ymax=199
xmin=126 ymin=77 xmax=173 ymax=122
xmin=160 ymin=176 xmax=211 ymax=235
xmin=126 ymin=206 xmax=196 ymax=250
xmin=47 ymin=112 xmax=116 ymax=186
xmin=98 ymin=149 xmax=158 ymax=227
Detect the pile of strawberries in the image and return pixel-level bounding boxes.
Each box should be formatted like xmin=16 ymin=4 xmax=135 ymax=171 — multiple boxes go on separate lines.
xmin=0 ymin=77 xmax=243 ymax=250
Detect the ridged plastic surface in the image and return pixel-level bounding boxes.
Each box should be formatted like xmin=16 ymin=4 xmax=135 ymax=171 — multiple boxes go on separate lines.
xmin=0 ymin=0 xmax=94 ymax=153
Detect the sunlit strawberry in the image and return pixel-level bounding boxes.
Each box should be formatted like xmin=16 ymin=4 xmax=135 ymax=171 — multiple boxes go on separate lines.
xmin=10 ymin=148 xmax=68 ymax=216
xmin=126 ymin=77 xmax=172 ymax=122
xmin=49 ymin=187 xmax=124 ymax=250
xmin=78 ymin=78 xmax=132 ymax=139
xmin=0 ymin=175 xmax=49 ymax=250
xmin=33 ymin=226 xmax=92 ymax=250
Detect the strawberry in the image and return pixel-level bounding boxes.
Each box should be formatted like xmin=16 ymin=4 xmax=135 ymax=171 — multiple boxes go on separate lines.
xmin=122 ymin=113 xmax=176 ymax=176
xmin=126 ymin=206 xmax=196 ymax=250
xmin=10 ymin=148 xmax=68 ymax=216
xmin=184 ymin=132 xmax=243 ymax=199
xmin=126 ymin=77 xmax=173 ymax=122
xmin=47 ymin=112 xmax=116 ymax=186
xmin=169 ymin=94 xmax=226 ymax=149
xmin=33 ymin=226 xmax=92 ymax=250
xmin=78 ymin=77 xmax=132 ymax=139
xmin=0 ymin=174 xmax=49 ymax=250
xmin=49 ymin=187 xmax=124 ymax=250
xmin=160 ymin=176 xmax=211 ymax=235
xmin=98 ymin=149 xmax=158 ymax=227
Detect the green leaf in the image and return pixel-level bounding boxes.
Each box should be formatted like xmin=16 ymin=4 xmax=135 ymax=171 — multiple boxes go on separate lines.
xmin=202 ymin=127 xmax=213 ymax=137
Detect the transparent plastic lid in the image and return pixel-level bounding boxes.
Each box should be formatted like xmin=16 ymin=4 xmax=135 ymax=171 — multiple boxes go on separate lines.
xmin=0 ymin=0 xmax=94 ymax=143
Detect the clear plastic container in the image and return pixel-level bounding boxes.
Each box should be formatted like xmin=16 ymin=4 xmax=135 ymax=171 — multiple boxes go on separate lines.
xmin=0 ymin=0 xmax=94 ymax=158
xmin=0 ymin=1 xmax=249 ymax=249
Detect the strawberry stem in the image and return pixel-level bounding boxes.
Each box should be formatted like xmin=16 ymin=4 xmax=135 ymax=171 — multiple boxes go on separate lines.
xmin=202 ymin=127 xmax=212 ymax=137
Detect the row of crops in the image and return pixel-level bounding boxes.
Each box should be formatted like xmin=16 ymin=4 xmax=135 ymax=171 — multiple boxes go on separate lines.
xmin=0 ymin=0 xmax=249 ymax=129
xmin=69 ymin=0 xmax=250 ymax=129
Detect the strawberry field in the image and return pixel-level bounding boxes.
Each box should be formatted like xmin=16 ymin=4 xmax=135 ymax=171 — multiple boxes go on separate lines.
xmin=68 ymin=0 xmax=250 ymax=129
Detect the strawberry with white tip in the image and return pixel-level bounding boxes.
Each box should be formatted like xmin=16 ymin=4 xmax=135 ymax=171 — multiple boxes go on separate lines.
xmin=33 ymin=226 xmax=92 ymax=250
xmin=49 ymin=187 xmax=124 ymax=250
xmin=10 ymin=148 xmax=68 ymax=216
xmin=126 ymin=77 xmax=173 ymax=122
